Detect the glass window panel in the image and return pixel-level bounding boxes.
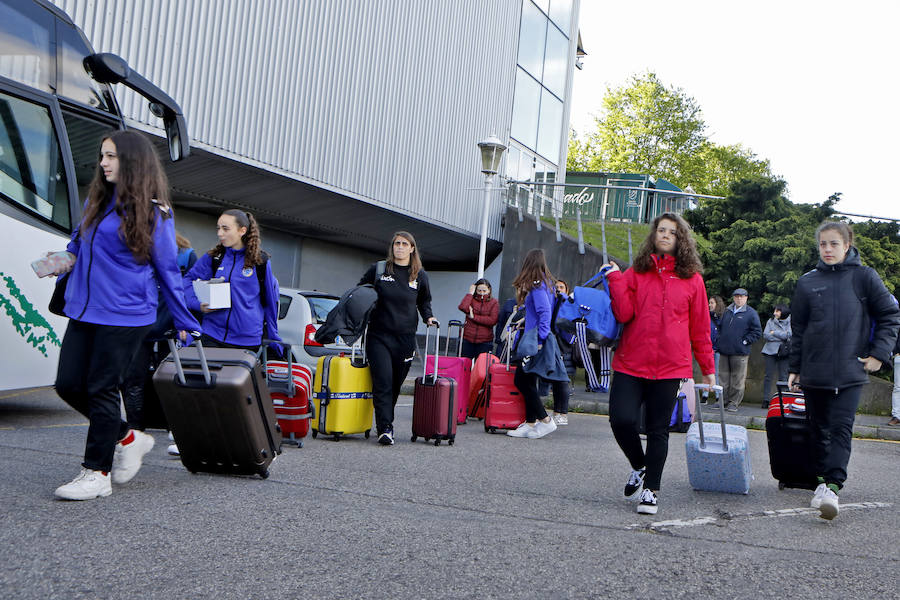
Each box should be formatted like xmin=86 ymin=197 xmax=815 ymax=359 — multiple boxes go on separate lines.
xmin=536 ymin=90 xmax=563 ymax=161
xmin=532 ymin=0 xmax=550 ymax=14
xmin=57 ymin=25 xmax=113 ymax=113
xmin=0 ymin=1 xmax=53 ymax=92
xmin=549 ymin=0 xmax=574 ymax=31
xmin=0 ymin=91 xmax=70 ymax=227
xmin=543 ymin=26 xmax=569 ymax=97
xmin=511 ymin=69 xmax=541 ymax=151
xmin=505 ymin=145 xmax=519 ymax=180
xmin=61 ymin=111 xmax=117 ymax=203
xmin=517 ymin=0 xmax=546 ymax=79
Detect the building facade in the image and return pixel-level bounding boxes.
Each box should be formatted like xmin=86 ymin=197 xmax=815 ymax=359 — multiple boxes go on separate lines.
xmin=47 ymin=0 xmax=582 ymax=321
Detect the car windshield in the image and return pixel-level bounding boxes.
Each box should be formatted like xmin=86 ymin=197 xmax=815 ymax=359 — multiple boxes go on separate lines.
xmin=306 ymin=296 xmax=338 ymax=324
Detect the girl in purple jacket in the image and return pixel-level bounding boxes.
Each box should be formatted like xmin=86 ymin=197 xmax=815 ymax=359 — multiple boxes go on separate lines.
xmin=52 ymin=130 xmax=201 ymax=501
xmin=506 ymin=249 xmax=558 ymax=439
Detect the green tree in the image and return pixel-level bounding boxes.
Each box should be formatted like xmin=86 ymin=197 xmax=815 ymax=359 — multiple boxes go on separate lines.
xmin=568 ymin=72 xmax=776 ymax=197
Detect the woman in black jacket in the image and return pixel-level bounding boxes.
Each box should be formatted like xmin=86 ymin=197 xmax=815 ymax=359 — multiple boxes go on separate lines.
xmin=788 ymin=221 xmax=900 ymax=520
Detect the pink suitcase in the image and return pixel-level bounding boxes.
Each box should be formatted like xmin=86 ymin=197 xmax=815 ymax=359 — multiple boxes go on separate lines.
xmin=424 ymin=319 xmax=471 ymax=425
xmin=412 ymin=323 xmax=457 ymax=445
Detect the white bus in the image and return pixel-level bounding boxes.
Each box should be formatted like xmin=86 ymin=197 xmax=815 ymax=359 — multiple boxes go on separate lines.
xmin=0 ymin=0 xmax=189 ymax=392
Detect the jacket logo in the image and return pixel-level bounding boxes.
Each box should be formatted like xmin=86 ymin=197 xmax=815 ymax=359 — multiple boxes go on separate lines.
xmin=409 ymin=280 xmax=419 ymax=290
xmin=811 ymin=286 xmax=826 ymax=292
xmin=380 ymin=274 xmax=395 ymax=282
xmin=242 ymin=267 xmax=254 ymax=277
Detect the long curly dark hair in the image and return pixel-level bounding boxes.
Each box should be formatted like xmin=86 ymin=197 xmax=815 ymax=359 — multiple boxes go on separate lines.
xmin=632 ymin=212 xmax=703 ymax=279
xmin=207 ymin=209 xmax=265 ymax=267
xmin=80 ymin=130 xmax=170 ymax=263
xmin=512 ymin=248 xmax=555 ymax=305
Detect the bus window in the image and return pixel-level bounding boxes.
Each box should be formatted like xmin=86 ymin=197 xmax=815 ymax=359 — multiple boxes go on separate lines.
xmin=61 ymin=111 xmax=116 ymax=204
xmin=57 ymin=24 xmax=114 ymax=114
xmin=0 ymin=90 xmax=70 ymax=229
xmin=0 ymin=0 xmax=53 ymax=93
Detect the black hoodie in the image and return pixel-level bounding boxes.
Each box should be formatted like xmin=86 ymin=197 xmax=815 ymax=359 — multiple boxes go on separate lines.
xmin=789 ymin=246 xmax=900 ymax=390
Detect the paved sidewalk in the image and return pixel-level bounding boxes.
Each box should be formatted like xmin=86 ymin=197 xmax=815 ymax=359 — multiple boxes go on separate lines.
xmin=402 ymin=376 xmax=900 ymax=442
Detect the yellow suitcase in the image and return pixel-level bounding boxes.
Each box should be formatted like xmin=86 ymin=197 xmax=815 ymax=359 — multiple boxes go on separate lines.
xmin=311 ymin=354 xmax=373 ymax=440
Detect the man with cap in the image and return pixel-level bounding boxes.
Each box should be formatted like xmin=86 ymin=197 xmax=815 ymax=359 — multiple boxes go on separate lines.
xmin=712 ymin=288 xmax=762 ymax=411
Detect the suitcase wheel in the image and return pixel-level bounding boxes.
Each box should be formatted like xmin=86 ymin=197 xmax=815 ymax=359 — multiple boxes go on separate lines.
xmin=312 ymin=430 xmax=318 ymax=439
xmin=365 ymin=429 xmax=371 ymax=439
xmin=448 ymin=438 xmax=454 ymax=446
xmin=778 ymin=482 xmax=786 ymax=490
xmin=258 ymin=468 xmax=270 ymax=479
xmin=434 ymin=439 xmax=440 ymax=447
xmin=411 ymin=435 xmax=417 ymax=443
xmin=332 ymin=433 xmax=341 ymax=441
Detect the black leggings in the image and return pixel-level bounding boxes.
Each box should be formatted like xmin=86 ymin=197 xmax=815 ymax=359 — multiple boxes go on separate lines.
xmin=608 ymin=371 xmax=680 ymax=491
xmin=514 ymin=366 xmax=548 ymax=423
xmin=56 ymin=320 xmax=150 ymax=472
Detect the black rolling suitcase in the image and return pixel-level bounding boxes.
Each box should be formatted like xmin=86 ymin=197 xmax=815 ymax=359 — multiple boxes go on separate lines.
xmin=153 ymin=339 xmax=282 ymax=478
xmin=765 ymin=382 xmax=817 ymax=490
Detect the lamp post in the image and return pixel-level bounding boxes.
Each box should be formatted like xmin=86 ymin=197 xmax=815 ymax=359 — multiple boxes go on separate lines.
xmin=476 ymin=135 xmax=506 ymax=279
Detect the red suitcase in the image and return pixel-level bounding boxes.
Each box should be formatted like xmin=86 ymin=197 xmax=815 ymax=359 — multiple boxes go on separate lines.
xmin=266 ymin=352 xmax=313 ymax=447
xmin=482 ymin=339 xmax=525 ymax=433
xmin=412 ymin=323 xmax=458 ymax=446
xmin=425 ymin=319 xmax=471 ymax=424
xmin=468 ymin=352 xmax=500 ymax=419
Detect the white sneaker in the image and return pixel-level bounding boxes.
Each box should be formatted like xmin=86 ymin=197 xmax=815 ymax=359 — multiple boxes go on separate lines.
xmin=528 ymin=418 xmax=558 ymax=439
xmin=54 ymin=468 xmax=112 ymax=500
xmin=810 ymin=483 xmax=827 ymax=509
xmin=555 ymin=414 xmax=569 ymax=426
xmin=507 ymin=422 xmax=533 ymax=437
xmin=168 ymin=431 xmax=175 ymax=442
xmin=111 ymin=430 xmax=155 ymax=484
xmin=818 ymin=488 xmax=839 ymax=520
xmin=167 ymin=444 xmax=180 ymax=457
xmin=637 ymin=488 xmax=658 ymax=514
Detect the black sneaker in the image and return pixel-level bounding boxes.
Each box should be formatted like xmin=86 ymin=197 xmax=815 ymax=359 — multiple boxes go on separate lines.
xmin=377 ymin=429 xmax=394 ymax=446
xmin=624 ymin=467 xmax=646 ymax=499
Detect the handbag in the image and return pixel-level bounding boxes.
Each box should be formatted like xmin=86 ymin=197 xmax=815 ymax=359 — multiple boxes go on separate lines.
xmin=48 ymin=273 xmax=69 ymax=317
xmin=776 ymin=337 xmax=791 ymax=359
xmin=511 ymin=327 xmax=539 ymax=362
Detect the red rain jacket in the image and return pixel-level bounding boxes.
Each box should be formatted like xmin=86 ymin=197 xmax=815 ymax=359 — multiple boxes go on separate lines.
xmin=606 ymin=254 xmax=714 ymax=379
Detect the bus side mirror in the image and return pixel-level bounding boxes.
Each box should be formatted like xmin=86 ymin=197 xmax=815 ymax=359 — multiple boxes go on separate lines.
xmin=84 ymin=53 xmax=190 ymax=162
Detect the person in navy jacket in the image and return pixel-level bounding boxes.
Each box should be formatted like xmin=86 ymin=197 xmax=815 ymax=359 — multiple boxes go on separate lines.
xmin=183 ymin=209 xmax=282 ymax=353
xmin=52 ymin=130 xmax=201 ymax=501
xmin=714 ymin=288 xmax=762 ymax=411
xmin=506 ymin=248 xmax=558 ymax=440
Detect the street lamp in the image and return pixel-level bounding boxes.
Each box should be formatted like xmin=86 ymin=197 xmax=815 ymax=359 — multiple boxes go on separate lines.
xmin=476 ymin=135 xmax=506 ymax=279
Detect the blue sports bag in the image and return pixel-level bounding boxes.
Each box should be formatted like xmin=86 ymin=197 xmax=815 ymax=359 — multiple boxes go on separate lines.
xmin=555 ymin=266 xmax=619 ymax=347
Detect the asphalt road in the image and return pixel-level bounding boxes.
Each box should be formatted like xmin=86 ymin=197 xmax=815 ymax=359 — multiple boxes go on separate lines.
xmin=1 ymin=387 xmax=898 ymax=599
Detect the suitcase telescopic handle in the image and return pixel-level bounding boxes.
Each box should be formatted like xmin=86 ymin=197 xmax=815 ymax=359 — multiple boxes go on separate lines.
xmin=693 ymin=383 xmax=726 ymax=451
xmin=447 ymin=319 xmax=465 ymax=357
xmin=165 ymin=333 xmax=211 ymax=386
xmin=423 ymin=321 xmax=441 ymax=381
xmin=775 ymin=380 xmax=789 ymax=419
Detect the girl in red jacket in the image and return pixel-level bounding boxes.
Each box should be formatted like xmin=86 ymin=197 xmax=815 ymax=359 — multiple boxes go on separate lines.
xmin=605 ymin=212 xmax=715 ymax=515
xmin=457 ymin=278 xmax=499 ymax=359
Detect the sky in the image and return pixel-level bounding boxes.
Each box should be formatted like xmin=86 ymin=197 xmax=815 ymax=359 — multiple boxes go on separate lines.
xmin=569 ymin=1 xmax=900 ymax=220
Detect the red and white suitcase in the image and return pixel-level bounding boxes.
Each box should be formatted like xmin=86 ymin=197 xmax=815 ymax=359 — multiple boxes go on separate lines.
xmin=483 ymin=332 xmax=525 ymax=433
xmin=425 ymin=319 xmax=471 ymax=424
xmin=412 ymin=322 xmax=457 ymax=446
xmin=266 ymin=349 xmax=313 ymax=447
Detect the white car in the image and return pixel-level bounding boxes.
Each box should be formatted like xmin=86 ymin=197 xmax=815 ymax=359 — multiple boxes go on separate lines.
xmin=276 ymin=288 xmax=353 ymax=371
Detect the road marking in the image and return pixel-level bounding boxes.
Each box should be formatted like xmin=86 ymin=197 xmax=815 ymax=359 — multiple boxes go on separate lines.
xmin=626 ymin=501 xmax=891 ymax=531
xmin=0 ymin=387 xmax=51 ymax=400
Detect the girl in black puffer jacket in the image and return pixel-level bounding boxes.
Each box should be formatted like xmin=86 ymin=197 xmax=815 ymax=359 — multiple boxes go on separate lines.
xmin=788 ymin=221 xmax=900 ymax=520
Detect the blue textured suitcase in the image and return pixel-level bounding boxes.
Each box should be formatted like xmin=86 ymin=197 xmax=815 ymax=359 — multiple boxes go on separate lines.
xmin=685 ymin=384 xmax=752 ymax=494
